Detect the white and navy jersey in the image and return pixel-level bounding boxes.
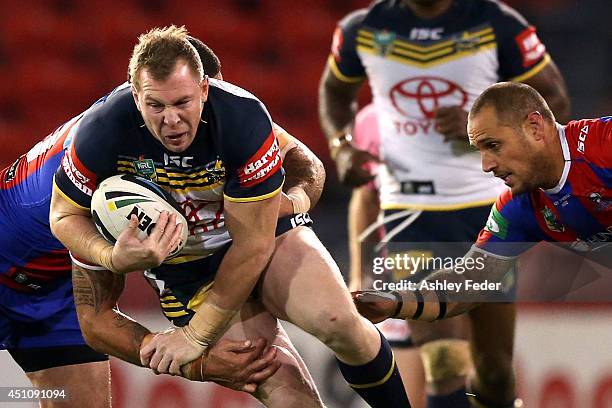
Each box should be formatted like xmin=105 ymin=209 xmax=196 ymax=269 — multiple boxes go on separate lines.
xmin=329 ymin=0 xmax=550 ymax=210
xmin=54 ymin=79 xmax=284 ymax=267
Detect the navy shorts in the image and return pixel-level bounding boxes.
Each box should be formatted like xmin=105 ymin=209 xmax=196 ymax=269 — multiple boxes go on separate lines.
xmin=0 ymin=277 xmax=108 ymax=371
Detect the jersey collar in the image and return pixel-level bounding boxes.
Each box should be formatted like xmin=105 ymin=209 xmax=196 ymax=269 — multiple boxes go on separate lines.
xmin=543 ymin=123 xmax=571 ymax=195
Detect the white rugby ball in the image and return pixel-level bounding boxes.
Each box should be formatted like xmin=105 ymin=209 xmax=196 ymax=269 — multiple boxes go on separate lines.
xmin=90 ymin=174 xmax=188 ymax=259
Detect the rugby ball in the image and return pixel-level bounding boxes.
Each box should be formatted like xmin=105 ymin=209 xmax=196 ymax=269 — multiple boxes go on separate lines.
xmin=90 ymin=174 xmax=188 ymax=258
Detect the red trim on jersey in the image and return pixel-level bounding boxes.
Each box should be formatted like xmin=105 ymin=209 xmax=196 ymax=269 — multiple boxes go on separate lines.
xmin=0 ymin=119 xmax=79 ymax=189
xmin=515 ymin=26 xmax=546 ymax=68
xmin=496 ymin=189 xmax=514 ymax=210
xmin=237 ymin=130 xmax=282 ymax=188
xmin=61 ymin=141 xmax=98 ymax=195
xmin=565 ymin=118 xmax=612 ymax=166
xmin=0 ymin=249 xmax=71 ymax=292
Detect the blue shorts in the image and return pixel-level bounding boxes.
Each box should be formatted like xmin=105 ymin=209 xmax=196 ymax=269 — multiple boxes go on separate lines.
xmin=0 ymin=277 xmax=86 ymax=350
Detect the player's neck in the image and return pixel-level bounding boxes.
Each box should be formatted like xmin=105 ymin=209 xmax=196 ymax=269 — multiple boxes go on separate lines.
xmin=403 ymin=0 xmax=454 ymax=19
xmin=543 ymin=125 xmax=567 ymax=190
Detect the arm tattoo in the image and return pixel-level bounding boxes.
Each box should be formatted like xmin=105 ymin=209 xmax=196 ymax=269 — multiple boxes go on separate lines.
xmin=113 ymin=309 xmax=150 ymax=353
xmin=72 ymin=264 xmax=125 ymax=314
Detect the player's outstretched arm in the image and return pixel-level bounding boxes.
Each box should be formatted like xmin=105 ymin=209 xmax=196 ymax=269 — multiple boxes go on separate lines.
xmin=73 ymin=264 xmax=280 ymax=391
xmin=353 ymin=248 xmax=515 ymax=322
xmin=140 ymin=193 xmax=281 ymax=376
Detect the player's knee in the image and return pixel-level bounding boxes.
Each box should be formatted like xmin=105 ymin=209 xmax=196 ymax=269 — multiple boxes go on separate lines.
xmin=310 ymin=309 xmax=363 ymax=351
xmin=419 ymin=339 xmax=472 ymax=387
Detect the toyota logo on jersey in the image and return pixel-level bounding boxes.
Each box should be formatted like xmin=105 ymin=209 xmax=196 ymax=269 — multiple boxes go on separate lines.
xmin=389 ymin=77 xmax=468 ymax=119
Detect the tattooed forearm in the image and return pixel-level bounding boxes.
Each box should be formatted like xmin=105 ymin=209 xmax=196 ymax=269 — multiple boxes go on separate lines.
xmin=72 ymin=267 xmax=95 ymax=307
xmin=72 ymin=264 xmax=150 ymax=366
xmin=283 ymin=141 xmax=326 ymax=208
xmin=72 ymin=264 xmax=125 ymax=313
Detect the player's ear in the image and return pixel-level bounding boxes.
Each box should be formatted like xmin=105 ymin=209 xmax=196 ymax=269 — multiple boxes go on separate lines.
xmin=524 ymin=111 xmax=545 ymax=141
xmin=200 ymin=75 xmax=209 ymax=103
xmin=131 ymin=84 xmax=142 ymax=112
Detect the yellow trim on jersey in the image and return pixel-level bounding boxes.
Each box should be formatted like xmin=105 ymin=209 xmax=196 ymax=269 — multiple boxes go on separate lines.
xmin=163 ymin=310 xmax=189 ymax=318
xmin=161 ymin=302 xmax=183 ymax=308
xmin=163 ymin=254 xmax=208 ymax=265
xmin=161 ymin=295 xmax=177 ymax=301
xmin=358 ymin=43 xmax=497 ymax=69
xmin=107 ymin=202 xmax=117 ymax=211
xmin=381 ymin=198 xmax=497 ymax=211
xmin=327 ymin=55 xmax=366 ymax=84
xmin=116 ymin=166 xmax=224 ymax=190
xmin=349 ymin=355 xmax=396 ymax=389
xmin=118 ymin=160 xmax=223 ymax=180
xmin=358 ymin=26 xmax=494 ymax=54
xmin=186 ymin=281 xmax=214 ymax=311
xmin=510 ymin=53 xmax=551 ymax=83
xmin=52 ymin=179 xmax=90 ymax=211
xmin=224 ymin=182 xmax=284 ymax=203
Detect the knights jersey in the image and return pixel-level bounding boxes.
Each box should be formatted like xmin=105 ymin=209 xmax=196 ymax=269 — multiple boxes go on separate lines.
xmin=329 ymin=0 xmax=551 ymax=210
xmin=0 ymin=114 xmax=84 ymax=291
xmin=54 ymin=79 xmax=284 ymax=268
xmin=476 ymin=117 xmax=612 ymax=258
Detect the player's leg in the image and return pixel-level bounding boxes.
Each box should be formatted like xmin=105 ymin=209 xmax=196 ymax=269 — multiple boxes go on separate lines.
xmin=2 ymin=278 xmax=111 ymax=408
xmin=15 ymin=358 xmax=111 ymax=408
xmin=260 ymin=226 xmax=410 ymax=407
xmin=375 ymin=319 xmax=427 ymax=408
xmin=466 ymin=303 xmax=517 ymax=408
xmin=216 ymin=298 xmax=324 ymax=407
xmin=408 ymin=318 xmax=472 ymax=407
xmin=394 ymin=344 xmax=427 ymax=408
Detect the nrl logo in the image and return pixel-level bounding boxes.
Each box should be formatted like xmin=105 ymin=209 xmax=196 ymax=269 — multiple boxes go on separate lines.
xmin=373 ymin=30 xmax=396 ymax=56
xmin=133 ymin=156 xmax=157 ymax=182
xmin=541 ymin=207 xmax=564 ymax=232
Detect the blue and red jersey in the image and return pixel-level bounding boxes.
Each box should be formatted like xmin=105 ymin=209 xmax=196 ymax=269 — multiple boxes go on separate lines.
xmin=0 ymin=115 xmax=83 ymax=291
xmin=476 ymin=117 xmax=612 ymax=257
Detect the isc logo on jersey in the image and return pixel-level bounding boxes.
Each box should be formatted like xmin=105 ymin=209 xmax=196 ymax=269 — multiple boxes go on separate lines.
xmin=90 ymin=174 xmax=189 ymax=259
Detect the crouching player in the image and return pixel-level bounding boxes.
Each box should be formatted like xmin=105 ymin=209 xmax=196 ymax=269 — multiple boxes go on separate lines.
xmin=354 ymin=82 xmax=611 ymax=406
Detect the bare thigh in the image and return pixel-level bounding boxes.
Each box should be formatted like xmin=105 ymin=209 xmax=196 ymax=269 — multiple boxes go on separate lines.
xmin=258 ymin=227 xmax=379 ymax=362
xmin=26 ymin=360 xmax=111 ymax=408
xmin=221 ymin=299 xmax=324 ymax=408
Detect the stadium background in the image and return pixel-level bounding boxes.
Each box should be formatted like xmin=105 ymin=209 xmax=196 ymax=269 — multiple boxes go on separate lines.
xmin=0 ymin=0 xmax=610 ymax=407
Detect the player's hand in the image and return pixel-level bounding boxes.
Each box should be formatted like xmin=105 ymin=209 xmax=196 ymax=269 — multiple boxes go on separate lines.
xmin=111 ymin=211 xmax=183 ymax=273
xmin=352 ymin=290 xmax=398 ymax=323
xmin=182 ymin=338 xmax=281 ymax=393
xmin=140 ymin=327 xmax=205 ymax=376
xmin=434 ymin=106 xmax=469 ymax=141
xmin=333 ymin=144 xmax=380 ymax=187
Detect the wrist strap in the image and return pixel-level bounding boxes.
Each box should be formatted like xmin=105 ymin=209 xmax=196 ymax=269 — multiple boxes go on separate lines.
xmin=411 ymin=289 xmax=424 ymax=320
xmin=390 ymin=290 xmax=403 ymax=318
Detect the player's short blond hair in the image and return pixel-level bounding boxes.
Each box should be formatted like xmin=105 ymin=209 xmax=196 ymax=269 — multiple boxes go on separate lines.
xmin=128 ymin=25 xmax=203 ymax=90
xmin=470 ymin=82 xmax=555 ymax=128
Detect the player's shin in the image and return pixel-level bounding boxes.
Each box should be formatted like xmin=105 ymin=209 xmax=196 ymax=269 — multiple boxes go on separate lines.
xmin=420 ymin=339 xmax=472 ymax=408
xmin=336 ymin=329 xmax=411 ymax=408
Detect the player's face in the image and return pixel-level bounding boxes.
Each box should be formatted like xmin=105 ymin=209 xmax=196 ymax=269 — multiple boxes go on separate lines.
xmin=469 ymin=107 xmax=545 ymax=194
xmin=133 ymin=60 xmax=207 ymax=153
